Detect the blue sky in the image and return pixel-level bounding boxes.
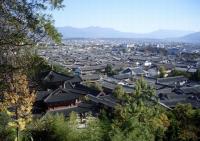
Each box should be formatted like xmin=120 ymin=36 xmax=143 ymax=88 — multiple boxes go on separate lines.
xmin=52 ymin=0 xmax=200 ymax=33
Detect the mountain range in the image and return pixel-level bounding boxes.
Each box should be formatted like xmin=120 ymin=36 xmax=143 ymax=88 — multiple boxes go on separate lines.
xmin=57 ymin=26 xmax=200 ymax=43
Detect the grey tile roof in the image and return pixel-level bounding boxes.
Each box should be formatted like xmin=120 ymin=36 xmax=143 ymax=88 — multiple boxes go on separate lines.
xmin=36 ymin=91 xmax=52 ymax=101
xmin=122 ymin=67 xmax=148 ymax=75
xmin=81 ymin=74 xmax=100 ymax=81
xmin=43 ymin=71 xmax=73 ymax=83
xmin=157 ymin=63 xmax=175 ymax=69
xmin=180 ymin=85 xmax=200 ymax=95
xmin=157 ymin=87 xmax=200 ymax=108
xmin=44 ymin=88 xmax=84 ymax=104
xmin=100 ymin=80 xmax=134 ymax=93
xmin=80 ymin=65 xmax=106 ymax=71
xmin=74 ymin=84 xmax=102 ymax=96
xmin=98 ymin=94 xmax=119 ymax=104
xmin=156 ymin=76 xmax=188 ymax=86
xmin=87 ymin=94 xmax=117 ymax=108
xmin=113 ymin=74 xmax=132 ymax=80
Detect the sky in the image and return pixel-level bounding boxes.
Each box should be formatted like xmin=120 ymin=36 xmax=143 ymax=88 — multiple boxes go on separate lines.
xmin=51 ymin=0 xmax=200 ymax=33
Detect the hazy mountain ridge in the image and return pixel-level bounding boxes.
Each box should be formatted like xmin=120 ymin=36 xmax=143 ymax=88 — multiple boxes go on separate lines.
xmin=57 ymin=26 xmax=199 ymax=43
xmin=57 ymin=26 xmax=139 ymax=38
xmin=177 ymin=32 xmax=200 ymax=43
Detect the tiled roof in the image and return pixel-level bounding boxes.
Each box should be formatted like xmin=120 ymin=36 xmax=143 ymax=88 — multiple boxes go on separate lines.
xmin=157 ymin=76 xmax=188 ymax=86
xmin=43 ymin=71 xmax=73 ymax=83
xmin=36 ymin=91 xmax=52 ymax=101
xmin=113 ymin=74 xmax=132 ymax=80
xmin=157 ymin=86 xmax=200 ymax=108
xmin=100 ymin=80 xmax=134 ymax=93
xmin=81 ymin=74 xmax=100 ymax=81
xmin=180 ymin=85 xmax=200 ymax=95
xmin=80 ymin=65 xmax=106 ymax=71
xmin=44 ymin=88 xmax=84 ymax=104
xmin=87 ymin=94 xmax=117 ymax=108
xmin=74 ymin=84 xmax=102 ymax=96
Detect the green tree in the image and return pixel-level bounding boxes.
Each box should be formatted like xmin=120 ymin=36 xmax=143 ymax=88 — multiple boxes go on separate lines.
xmin=0 ymin=112 xmax=16 ymax=141
xmin=26 ymin=113 xmax=77 ymax=141
xmin=105 ymin=64 xmax=112 ymax=74
xmin=105 ymin=64 xmax=117 ymax=76
xmin=0 ymin=0 xmax=64 ymax=67
xmin=24 ymin=55 xmax=51 ymax=80
xmin=0 ymin=0 xmax=63 ymax=46
xmin=111 ymin=78 xmax=169 ymax=141
xmin=159 ymin=66 xmax=166 ymax=78
xmin=26 ymin=112 xmax=110 ymax=141
xmin=52 ymin=63 xmax=73 ymax=76
xmin=164 ymin=104 xmax=200 ymax=141
xmin=85 ymin=81 xmax=103 ymax=92
xmin=170 ymin=69 xmax=190 ymax=78
xmin=113 ymin=85 xmax=125 ymax=100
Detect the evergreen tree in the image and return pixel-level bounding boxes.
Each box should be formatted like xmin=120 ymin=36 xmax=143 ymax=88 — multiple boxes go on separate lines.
xmin=164 ymin=104 xmax=200 ymax=141
xmin=111 ymin=78 xmax=170 ymax=141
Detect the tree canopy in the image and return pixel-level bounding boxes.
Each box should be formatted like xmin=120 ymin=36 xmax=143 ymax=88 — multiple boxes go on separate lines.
xmin=0 ymin=0 xmax=63 ymax=46
xmin=0 ymin=0 xmax=64 ymax=66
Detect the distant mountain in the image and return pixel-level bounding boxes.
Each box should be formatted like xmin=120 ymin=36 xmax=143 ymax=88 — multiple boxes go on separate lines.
xmin=178 ymin=32 xmax=200 ymax=43
xmin=145 ymin=29 xmax=193 ymax=39
xmin=57 ymin=26 xmax=195 ymax=41
xmin=57 ymin=26 xmax=139 ymax=38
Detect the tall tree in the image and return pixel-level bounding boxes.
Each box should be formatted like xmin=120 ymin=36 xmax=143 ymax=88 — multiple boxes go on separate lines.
xmin=164 ymin=104 xmax=200 ymax=141
xmin=0 ymin=71 xmax=35 ymax=141
xmin=112 ymin=78 xmax=169 ymax=141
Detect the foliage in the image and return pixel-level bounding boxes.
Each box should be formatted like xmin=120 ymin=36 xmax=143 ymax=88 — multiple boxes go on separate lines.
xmin=105 ymin=64 xmax=117 ymax=76
xmin=164 ymin=104 xmax=200 ymax=141
xmin=171 ymin=68 xmax=200 ymax=81
xmin=85 ymin=81 xmax=103 ymax=92
xmin=113 ymin=85 xmax=125 ymax=100
xmin=0 ymin=112 xmax=16 ymax=141
xmin=0 ymin=0 xmax=63 ymax=47
xmin=81 ymin=117 xmax=110 ymax=141
xmin=1 ymin=73 xmax=199 ymax=141
xmin=170 ymin=69 xmax=191 ymax=78
xmin=111 ymin=77 xmax=169 ymax=140
xmin=17 ymin=54 xmax=72 ymax=80
xmin=25 ymin=55 xmax=51 ymax=80
xmin=52 ymin=63 xmax=73 ymax=76
xmin=25 ymin=112 xmax=110 ymax=141
xmin=26 ymin=113 xmax=74 ymax=141
xmin=0 ymin=71 xmax=35 ymax=140
xmin=0 ymin=0 xmax=64 ymax=68
xmin=159 ymin=66 xmax=166 ymax=78
xmin=0 ymin=65 xmax=16 ymax=92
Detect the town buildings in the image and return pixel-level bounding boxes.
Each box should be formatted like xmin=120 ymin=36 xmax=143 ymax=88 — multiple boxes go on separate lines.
xmin=35 ymin=39 xmax=200 ymax=118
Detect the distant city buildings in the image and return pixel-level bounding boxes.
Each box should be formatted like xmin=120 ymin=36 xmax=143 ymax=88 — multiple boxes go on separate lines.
xmin=35 ymin=39 xmax=200 ymax=118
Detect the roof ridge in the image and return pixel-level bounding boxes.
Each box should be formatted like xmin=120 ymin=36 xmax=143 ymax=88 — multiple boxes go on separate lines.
xmin=44 ymin=88 xmax=62 ymax=102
